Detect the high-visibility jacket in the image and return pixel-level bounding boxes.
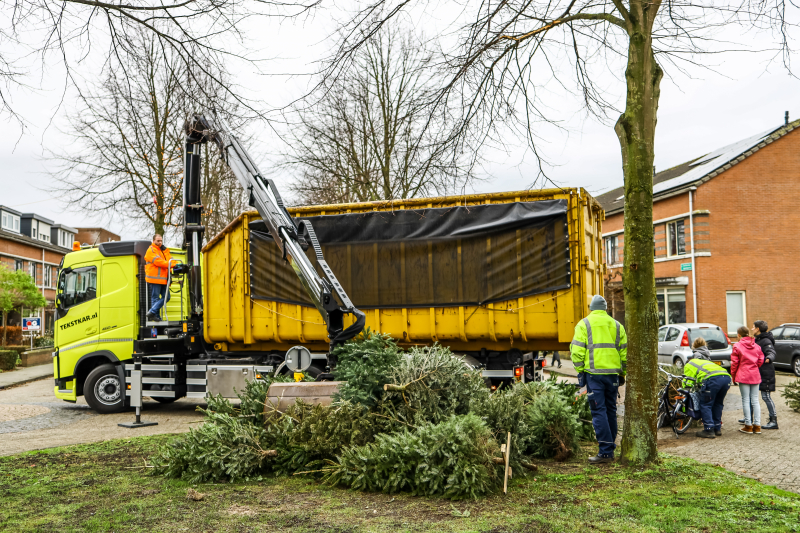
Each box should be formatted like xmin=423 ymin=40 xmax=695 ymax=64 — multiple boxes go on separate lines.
xmin=144 ymin=244 xmax=172 ymax=285
xmin=570 ymin=310 xmax=627 ymax=376
xmin=683 ymin=358 xmax=730 ymax=386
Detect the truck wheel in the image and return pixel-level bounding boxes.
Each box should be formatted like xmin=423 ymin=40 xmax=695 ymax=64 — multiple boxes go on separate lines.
xmin=84 ymin=364 xmax=126 ymax=414
xmin=153 ymin=397 xmax=178 ymax=404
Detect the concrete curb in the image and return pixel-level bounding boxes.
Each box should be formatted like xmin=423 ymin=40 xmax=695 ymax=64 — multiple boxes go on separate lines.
xmin=0 ymin=364 xmax=53 ymax=390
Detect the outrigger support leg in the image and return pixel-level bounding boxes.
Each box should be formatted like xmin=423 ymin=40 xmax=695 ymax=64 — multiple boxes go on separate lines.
xmin=119 ymin=356 xmax=158 ymax=428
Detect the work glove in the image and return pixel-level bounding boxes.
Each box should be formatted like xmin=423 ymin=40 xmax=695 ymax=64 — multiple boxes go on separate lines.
xmin=160 ymin=244 xmax=167 ymax=251
xmin=619 ymin=375 xmax=625 ymax=386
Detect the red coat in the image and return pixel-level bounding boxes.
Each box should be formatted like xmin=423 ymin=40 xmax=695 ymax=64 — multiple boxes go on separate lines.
xmin=730 ymin=337 xmax=764 ymax=385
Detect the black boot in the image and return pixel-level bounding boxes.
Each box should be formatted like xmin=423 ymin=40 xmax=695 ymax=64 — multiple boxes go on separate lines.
xmin=588 ymin=455 xmax=614 ymax=464
xmin=762 ymin=417 xmax=779 ymax=430
xmin=738 ymin=418 xmax=745 ymax=424
xmin=696 ymin=429 xmax=716 ymax=439
xmin=146 ymin=312 xmax=157 ymax=322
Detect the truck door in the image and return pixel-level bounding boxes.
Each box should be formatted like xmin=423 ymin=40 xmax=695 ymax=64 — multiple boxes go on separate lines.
xmin=98 ymin=257 xmax=136 ymax=362
xmin=55 ymin=264 xmax=100 ymax=377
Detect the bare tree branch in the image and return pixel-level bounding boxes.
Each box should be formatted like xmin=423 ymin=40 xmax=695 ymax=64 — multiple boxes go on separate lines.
xmin=284 ymin=27 xmax=484 ymax=205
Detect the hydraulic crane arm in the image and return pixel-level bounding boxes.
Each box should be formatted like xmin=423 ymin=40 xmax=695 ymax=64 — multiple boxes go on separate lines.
xmin=184 ymin=114 xmax=365 ymax=351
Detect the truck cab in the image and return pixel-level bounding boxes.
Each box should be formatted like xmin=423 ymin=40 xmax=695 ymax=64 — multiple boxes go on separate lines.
xmin=53 ymin=241 xmax=188 ymax=412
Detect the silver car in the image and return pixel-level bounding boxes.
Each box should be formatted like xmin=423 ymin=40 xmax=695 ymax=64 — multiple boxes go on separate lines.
xmin=657 ymin=323 xmax=732 ymax=372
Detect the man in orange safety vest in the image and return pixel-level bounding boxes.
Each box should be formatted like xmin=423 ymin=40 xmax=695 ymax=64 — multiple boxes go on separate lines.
xmin=144 ymin=234 xmax=172 ymax=322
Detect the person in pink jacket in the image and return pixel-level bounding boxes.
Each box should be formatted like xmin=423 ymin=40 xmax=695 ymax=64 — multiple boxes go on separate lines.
xmin=730 ymin=325 xmax=764 ymax=434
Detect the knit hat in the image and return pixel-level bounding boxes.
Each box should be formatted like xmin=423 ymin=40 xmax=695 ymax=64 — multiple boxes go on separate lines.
xmin=589 ymin=295 xmax=607 ymax=311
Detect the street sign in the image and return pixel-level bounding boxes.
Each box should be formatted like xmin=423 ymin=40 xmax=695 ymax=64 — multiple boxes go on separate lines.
xmin=22 ymin=317 xmax=41 ymax=332
xmin=680 ymin=263 xmax=692 ymax=272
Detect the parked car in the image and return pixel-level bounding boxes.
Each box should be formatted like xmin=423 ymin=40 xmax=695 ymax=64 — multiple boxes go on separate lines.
xmin=657 ymin=323 xmax=732 ymax=372
xmin=767 ymin=323 xmax=800 ymax=377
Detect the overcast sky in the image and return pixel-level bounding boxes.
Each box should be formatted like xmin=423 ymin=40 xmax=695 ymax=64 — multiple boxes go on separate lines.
xmin=1 ymin=7 xmax=798 ymax=241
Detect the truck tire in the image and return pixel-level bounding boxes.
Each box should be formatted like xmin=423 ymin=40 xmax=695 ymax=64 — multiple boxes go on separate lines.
xmin=153 ymin=396 xmax=178 ymax=404
xmin=84 ymin=364 xmax=126 ymax=414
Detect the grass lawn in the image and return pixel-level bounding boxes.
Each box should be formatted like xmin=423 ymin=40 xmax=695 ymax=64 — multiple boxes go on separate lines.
xmin=0 ymin=435 xmax=798 ymax=533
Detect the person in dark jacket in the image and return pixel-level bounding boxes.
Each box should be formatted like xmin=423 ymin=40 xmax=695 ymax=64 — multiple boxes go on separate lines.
xmin=691 ymin=337 xmax=713 ymax=361
xmin=748 ymin=320 xmax=778 ymax=429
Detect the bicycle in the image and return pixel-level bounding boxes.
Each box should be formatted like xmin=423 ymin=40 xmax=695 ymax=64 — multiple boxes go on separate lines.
xmin=656 ymin=366 xmax=681 ymax=430
xmin=670 ymin=374 xmax=700 ymax=437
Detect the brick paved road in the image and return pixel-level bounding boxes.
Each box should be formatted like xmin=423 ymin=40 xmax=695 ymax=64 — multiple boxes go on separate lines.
xmin=659 ymin=371 xmax=800 ymax=494
xmin=0 ymin=378 xmax=206 ymax=456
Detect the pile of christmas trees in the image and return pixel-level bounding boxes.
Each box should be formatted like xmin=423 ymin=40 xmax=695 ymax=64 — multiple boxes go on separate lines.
xmin=153 ymin=331 xmax=594 ymax=499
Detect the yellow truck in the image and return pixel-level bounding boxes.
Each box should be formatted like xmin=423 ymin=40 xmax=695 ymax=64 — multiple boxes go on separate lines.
xmin=52 ymin=115 xmax=604 ymax=415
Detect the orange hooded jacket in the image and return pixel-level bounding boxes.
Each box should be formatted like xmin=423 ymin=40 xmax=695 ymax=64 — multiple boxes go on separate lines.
xmin=144 ymin=243 xmax=172 ymax=285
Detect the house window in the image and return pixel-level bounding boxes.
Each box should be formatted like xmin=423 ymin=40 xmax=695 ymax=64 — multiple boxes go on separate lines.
xmin=667 ymin=219 xmax=686 ymax=256
xmin=31 ymin=225 xmax=37 ymax=239
xmin=28 ymin=262 xmax=37 ymax=281
xmin=726 ymin=291 xmax=746 ymax=335
xmin=605 ymin=236 xmax=618 ymax=265
xmin=44 ymin=265 xmax=52 ymax=288
xmin=14 ymin=259 xmax=22 ymax=271
xmin=657 ymin=287 xmax=686 ymax=326
xmin=2 ymin=212 xmax=20 ymax=233
xmin=59 ymin=231 xmax=75 ymax=248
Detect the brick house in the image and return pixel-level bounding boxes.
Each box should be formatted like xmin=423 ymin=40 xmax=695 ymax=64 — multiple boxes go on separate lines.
xmin=76 ymin=227 xmax=121 ymax=245
xmin=0 ymin=207 xmax=78 ymax=335
xmin=597 ymin=117 xmax=800 ymax=335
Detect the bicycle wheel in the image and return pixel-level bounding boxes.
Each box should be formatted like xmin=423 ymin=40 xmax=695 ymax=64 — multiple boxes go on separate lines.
xmin=657 ymin=408 xmax=667 ymax=429
xmin=656 ymin=399 xmax=670 ymax=428
xmin=672 ymin=409 xmax=693 ymax=435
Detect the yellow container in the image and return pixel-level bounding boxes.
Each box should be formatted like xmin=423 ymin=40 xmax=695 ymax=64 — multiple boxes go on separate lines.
xmin=202 ymin=188 xmax=604 ymax=353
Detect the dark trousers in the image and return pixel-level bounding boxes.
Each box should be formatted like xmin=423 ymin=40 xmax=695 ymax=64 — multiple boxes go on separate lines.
xmin=551 ymin=351 xmax=561 ymax=366
xmin=585 ymin=373 xmax=619 ymax=457
xmin=148 ymin=283 xmax=169 ymax=317
xmin=699 ymin=375 xmax=731 ymax=431
xmin=761 ymin=390 xmax=777 ymax=419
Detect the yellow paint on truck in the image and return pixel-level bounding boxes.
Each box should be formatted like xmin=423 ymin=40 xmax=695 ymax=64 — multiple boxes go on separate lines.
xmin=202 ymin=188 xmax=604 ymax=353
xmin=53 ymin=247 xmax=188 ymax=401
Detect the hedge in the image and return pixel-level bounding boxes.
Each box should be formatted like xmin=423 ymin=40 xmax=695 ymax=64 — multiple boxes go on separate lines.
xmin=0 ymin=350 xmax=18 ymax=371
xmin=0 ymin=326 xmax=23 ymax=345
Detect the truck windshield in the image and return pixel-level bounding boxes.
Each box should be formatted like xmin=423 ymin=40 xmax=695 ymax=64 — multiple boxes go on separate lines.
xmin=689 ymin=328 xmax=728 ymax=350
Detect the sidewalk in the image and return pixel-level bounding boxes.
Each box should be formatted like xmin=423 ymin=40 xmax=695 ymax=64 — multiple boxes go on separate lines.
xmin=0 ymin=363 xmax=52 ymax=390
xmin=544 ymin=358 xmax=579 ymax=379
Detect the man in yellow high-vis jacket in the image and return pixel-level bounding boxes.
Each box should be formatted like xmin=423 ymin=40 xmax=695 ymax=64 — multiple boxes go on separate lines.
xmin=570 ymin=295 xmax=627 ymax=464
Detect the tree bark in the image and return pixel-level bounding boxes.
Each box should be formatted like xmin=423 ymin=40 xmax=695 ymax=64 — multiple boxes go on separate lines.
xmin=616 ymin=0 xmax=663 ymax=466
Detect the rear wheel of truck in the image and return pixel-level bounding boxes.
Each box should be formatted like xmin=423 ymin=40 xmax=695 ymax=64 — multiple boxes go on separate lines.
xmin=153 ymin=396 xmax=178 ymax=404
xmin=84 ymin=364 xmax=126 ymax=414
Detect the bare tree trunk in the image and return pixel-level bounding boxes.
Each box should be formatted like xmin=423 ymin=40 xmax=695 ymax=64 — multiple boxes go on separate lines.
xmin=616 ymin=1 xmax=663 ymax=466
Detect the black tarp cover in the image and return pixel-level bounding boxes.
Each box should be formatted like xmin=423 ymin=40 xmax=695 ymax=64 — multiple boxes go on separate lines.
xmin=249 ymin=200 xmax=571 ymax=309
